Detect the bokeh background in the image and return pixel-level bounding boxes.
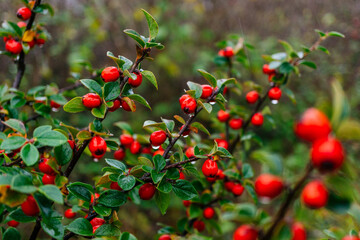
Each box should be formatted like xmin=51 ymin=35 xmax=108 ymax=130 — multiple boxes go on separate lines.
xmin=1 ymin=0 xmax=360 ymax=239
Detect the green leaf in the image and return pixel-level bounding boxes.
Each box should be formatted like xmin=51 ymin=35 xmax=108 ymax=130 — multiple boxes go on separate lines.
xmin=191 ymin=122 xmax=210 ymax=136
xmin=151 ymin=169 xmax=166 ymax=184
xmin=278 ymin=40 xmax=294 ymax=55
xmin=317 ymin=45 xmax=330 ymax=55
xmin=11 ymin=175 xmax=37 ymax=194
xmin=20 ymin=143 xmax=39 ymax=166
xmin=172 ymin=180 xmax=198 ymax=200
xmin=155 ymin=191 xmax=170 ymax=215
xmin=141 ymin=9 xmax=159 ymax=39
xmin=119 ymin=56 xmax=133 ymax=70
xmin=153 ymin=154 xmax=166 ymax=172
xmin=107 ymin=51 xmax=126 ymax=69
xmin=35 ymin=130 xmax=67 ymax=147
xmin=141 ymin=70 xmax=158 ymax=90
xmin=123 ymin=29 xmax=146 ymax=47
xmin=54 ymin=142 xmax=73 ymax=166
xmin=4 ymin=21 xmax=22 ymax=38
xmin=93 ymin=204 xmax=112 ymax=216
xmin=197 ymin=101 xmax=212 ymax=114
xmin=128 ymin=94 xmax=151 ymax=110
xmin=328 ymin=31 xmax=345 ymax=38
xmin=66 ymin=218 xmax=93 ymax=237
xmin=91 ymin=103 xmax=106 ymax=119
xmin=244 ymin=182 xmax=258 ymax=204
xmin=80 ymin=79 xmax=102 ymax=96
xmin=187 ymin=82 xmax=203 ymax=99
xmin=63 ymin=97 xmax=87 ymax=113
xmin=336 ymin=119 xmax=360 ymax=141
xmin=33 ymin=125 xmax=52 ymax=136
xmin=3 ymin=119 xmax=26 ymax=135
xmin=7 ymin=209 xmax=36 ymax=222
xmin=3 ymin=227 xmax=21 ymax=240
xmin=117 ymin=175 xmax=136 ymax=191
xmin=157 ymin=179 xmax=172 ymax=193
xmin=161 ymin=118 xmax=175 ymax=132
xmin=98 ymin=189 xmax=127 ymax=207
xmin=39 ymin=185 xmax=64 ymax=204
xmin=278 ymin=62 xmax=294 ymax=74
xmin=105 ymin=158 xmax=126 ymax=171
xmin=94 ymin=224 xmax=121 ymax=237
xmin=104 ymin=81 xmax=120 ymax=101
xmin=120 ymin=232 xmax=138 ymax=240
xmin=242 ymin=163 xmax=254 ymax=179
xmin=67 ymin=182 xmax=94 ymax=202
xmin=197 ymin=69 xmax=217 ymax=87
xmin=143 ymin=120 xmax=167 ymax=131
xmin=33 ymin=3 xmax=54 ymax=16
xmin=0 ymin=136 xmax=26 ymax=151
xmin=114 ymin=121 xmax=133 ymax=135
xmin=331 ymin=79 xmax=350 ymax=130
xmin=299 ymin=60 xmax=317 ymax=69
xmin=315 ymin=29 xmax=326 ymax=37
xmin=282 ymin=87 xmax=296 ymax=104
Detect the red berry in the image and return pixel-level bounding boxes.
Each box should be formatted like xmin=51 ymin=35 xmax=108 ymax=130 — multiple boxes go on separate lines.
xmin=342 ymin=236 xmax=360 ymax=240
xmin=141 ymin=146 xmax=152 ymax=154
xmin=128 ymin=72 xmax=142 ymax=87
xmin=90 ymin=217 xmax=105 ymax=233
xmin=82 ymin=93 xmax=102 ymax=109
xmin=108 ymin=98 xmax=121 ymax=112
xmin=291 ymin=222 xmax=307 ymax=240
xmin=150 ymin=130 xmax=167 ymax=147
xmin=232 ymin=183 xmax=245 ymax=196
xmin=120 ymin=134 xmax=134 ymax=148
xmin=262 ymin=64 xmax=276 ymax=75
xmin=179 ymin=94 xmax=191 ymax=105
xmin=311 ymin=138 xmax=344 ymax=172
xmin=229 ymin=118 xmax=243 ymax=130
xmin=17 ymin=7 xmax=32 ymax=20
xmin=203 ymin=207 xmax=215 ymax=219
xmin=180 ymin=125 xmax=190 ymax=136
xmin=36 ymin=37 xmax=45 ymax=45
xmin=183 ymin=200 xmax=191 ymax=207
xmin=301 ymin=180 xmax=328 ymax=209
xmin=17 ymin=21 xmax=27 ymax=28
xmin=42 ymin=174 xmax=56 ymax=185
xmin=201 ymin=85 xmax=213 ymax=99
xmin=7 ymin=220 xmax=19 ymax=227
xmin=207 ymin=176 xmax=217 ymax=182
xmin=246 ymin=91 xmax=259 ymax=104
xmin=233 ymin=225 xmax=258 ymax=240
xmin=185 ymin=147 xmax=194 ymax=158
xmin=92 ymin=224 xmax=101 ymax=234
xmin=121 ymin=99 xmax=135 ymax=112
xmin=114 ymin=148 xmax=125 ymax=161
xmin=39 ymin=158 xmax=56 ymax=175
xmin=268 ymin=73 xmax=275 ymax=82
xmin=50 ymin=100 xmax=61 ymax=109
xmin=218 ymin=49 xmax=225 ymax=57
xmin=223 ymin=46 xmax=234 ymax=58
xmin=110 ymin=181 xmax=122 ymax=191
xmin=179 ymin=171 xmax=185 ymax=180
xmin=159 ymin=234 xmax=172 ymax=240
xmin=223 ymin=86 xmax=228 ymax=95
xmin=251 ymin=113 xmax=264 ymax=126
xmin=130 ymin=141 xmax=141 ymax=154
xmin=202 ymin=159 xmax=218 ymax=177
xmin=27 ymin=39 xmax=35 ymax=48
xmin=101 ymin=66 xmax=120 ymax=82
xmin=268 ymin=87 xmax=282 ymax=100
xmin=216 ymin=169 xmax=225 ymax=180
xmin=68 ymin=140 xmax=75 ymax=150
xmin=215 ymin=139 xmax=229 ymax=149
xmin=217 ymin=110 xmax=230 ymax=122
xmin=193 ymin=220 xmax=205 ymax=232
xmin=139 ymin=183 xmax=156 ymax=200
xmin=255 ymin=174 xmax=284 ymax=199
xmin=90 ymin=193 xmax=100 ymax=204
xmin=64 ymin=209 xmax=76 ymax=219
xmin=153 ymin=148 xmax=164 ymax=156
xmin=181 ymin=97 xmax=197 ymax=114
xmin=89 ymin=136 xmax=107 ymax=158
xmin=294 ymin=108 xmax=332 ymax=142
xmin=21 ymin=195 xmax=39 ymax=216
xmin=5 ymin=39 xmax=22 ymax=55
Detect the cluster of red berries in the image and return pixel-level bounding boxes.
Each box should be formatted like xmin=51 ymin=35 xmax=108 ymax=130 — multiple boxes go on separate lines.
xmin=262 ymin=64 xmax=277 ymax=82
xmin=224 ymin=181 xmax=245 ymax=196
xmin=179 ymin=84 xmax=215 ymax=114
xmin=217 ymin=110 xmax=244 ymax=130
xmin=218 ymin=46 xmax=235 ymax=58
xmin=114 ymin=134 xmax=152 ymax=159
xmin=39 ymin=157 xmax=57 ymax=185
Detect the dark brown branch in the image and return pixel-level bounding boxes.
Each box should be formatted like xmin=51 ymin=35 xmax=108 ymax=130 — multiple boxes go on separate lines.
xmin=13 ymin=0 xmax=42 ymax=89
xmin=59 ymin=81 xmax=83 ymax=93
xmin=260 ymin=163 xmax=314 ymax=240
xmin=29 ymin=216 xmax=42 ymax=240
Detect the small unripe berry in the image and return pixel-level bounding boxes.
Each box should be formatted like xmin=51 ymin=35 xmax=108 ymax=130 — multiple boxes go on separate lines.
xmin=268 ymin=87 xmax=282 ymax=100
xmin=64 ymin=209 xmax=76 ymax=219
xmin=262 ymin=64 xmax=276 ymax=75
xmin=217 ymin=110 xmax=230 ymax=122
xmin=17 ymin=7 xmax=32 ymax=20
xmin=201 ymin=85 xmax=213 ymax=99
xmin=311 ymin=138 xmax=345 ymax=172
xmin=291 ymin=222 xmax=307 ymax=240
xmin=251 ymin=113 xmax=264 ymax=126
xmin=82 ymin=93 xmax=102 ymax=109
xmin=185 ymin=147 xmax=194 ymax=158
xmin=130 ymin=141 xmax=141 ymax=154
xmin=110 ymin=181 xmax=122 ymax=191
xmin=36 ymin=37 xmax=45 ymax=45
xmin=5 ymin=39 xmax=22 ymax=55
xmin=233 ymin=225 xmax=258 ymax=240
xmin=215 ymin=139 xmax=229 ymax=149
xmin=39 ymin=158 xmax=56 ymax=175
xmin=89 ymin=136 xmax=107 ymax=158
xmin=120 ymin=134 xmax=134 ymax=148
xmin=21 ymin=195 xmax=39 ymax=216
xmin=193 ymin=220 xmax=205 ymax=232
xmin=7 ymin=220 xmax=19 ymax=227
xmin=255 ymin=174 xmax=284 ymax=199
xmin=159 ymin=235 xmax=172 ymax=240
xmin=301 ymin=180 xmax=328 ymax=209
xmin=294 ymin=108 xmax=332 ymax=142
xmin=139 ymin=183 xmax=156 ymax=200
xmin=114 ymin=148 xmax=125 ymax=161
xmin=42 ymin=174 xmax=56 ymax=185
xmin=128 ymin=72 xmax=143 ymax=87
xmin=229 ymin=118 xmax=243 ymax=130
xmin=150 ymin=130 xmax=167 ymax=147
xmin=202 ymin=159 xmax=218 ymax=178
xmin=183 ymin=200 xmax=191 ymax=207
xmin=232 ymin=183 xmax=245 ymax=196
xmin=181 ymin=97 xmax=197 ymax=114
xmin=101 ymin=66 xmax=120 ymax=82
xmin=246 ymin=91 xmax=259 ymax=104
xmin=108 ymin=98 xmax=121 ymax=112
xmin=203 ymin=207 xmax=215 ymax=219
xmin=223 ymin=46 xmax=234 ymax=58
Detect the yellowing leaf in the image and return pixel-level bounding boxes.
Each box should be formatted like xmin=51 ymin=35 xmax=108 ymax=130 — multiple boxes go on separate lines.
xmin=22 ymin=30 xmax=36 ymax=42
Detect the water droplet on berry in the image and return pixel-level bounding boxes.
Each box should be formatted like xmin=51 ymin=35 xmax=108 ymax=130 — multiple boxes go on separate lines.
xmin=52 ymin=108 xmax=59 ymax=112
xmin=152 ymin=145 xmax=160 ymax=150
xmin=93 ymin=158 xmax=99 ymax=162
xmin=271 ymin=100 xmax=278 ymax=105
xmin=209 ymin=101 xmax=216 ymax=105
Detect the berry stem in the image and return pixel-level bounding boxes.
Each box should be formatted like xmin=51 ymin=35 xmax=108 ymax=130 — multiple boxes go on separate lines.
xmin=260 ymin=163 xmax=314 ymax=240
xmin=12 ymin=0 xmax=42 ymax=90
